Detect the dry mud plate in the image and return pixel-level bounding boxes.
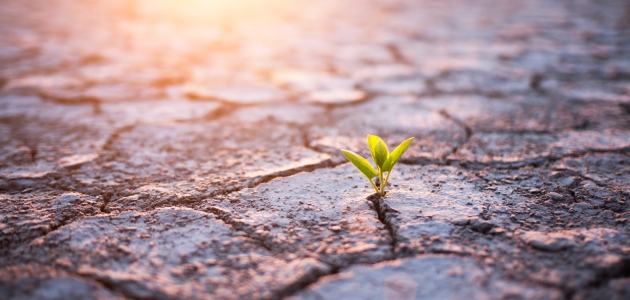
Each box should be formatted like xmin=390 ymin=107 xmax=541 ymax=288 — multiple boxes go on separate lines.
xmin=1 ymin=0 xmax=630 ymax=299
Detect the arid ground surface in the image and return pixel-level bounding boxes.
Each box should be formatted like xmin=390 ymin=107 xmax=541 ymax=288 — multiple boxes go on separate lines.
xmin=1 ymin=0 xmax=630 ymax=299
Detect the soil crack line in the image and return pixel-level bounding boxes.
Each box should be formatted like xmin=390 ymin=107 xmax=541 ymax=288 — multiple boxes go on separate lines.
xmin=244 ymin=158 xmax=340 ymax=189
xmin=551 ymin=167 xmax=608 ymax=187
xmin=438 ymin=109 xmax=473 ymax=151
xmin=272 ymin=264 xmax=340 ymax=299
xmin=400 ymin=146 xmax=630 ymax=171
xmin=366 ymin=194 xmax=400 ymax=256
xmin=203 ymin=206 xmax=275 ymax=252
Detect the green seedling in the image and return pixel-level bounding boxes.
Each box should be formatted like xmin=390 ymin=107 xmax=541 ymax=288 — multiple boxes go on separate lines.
xmin=341 ymin=135 xmax=414 ymax=197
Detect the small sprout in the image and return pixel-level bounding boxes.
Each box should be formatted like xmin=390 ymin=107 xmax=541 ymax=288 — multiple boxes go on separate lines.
xmin=341 ymin=135 xmax=413 ymax=196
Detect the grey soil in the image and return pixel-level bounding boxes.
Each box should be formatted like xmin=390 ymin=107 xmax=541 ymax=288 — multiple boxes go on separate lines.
xmin=1 ymin=0 xmax=629 ymax=299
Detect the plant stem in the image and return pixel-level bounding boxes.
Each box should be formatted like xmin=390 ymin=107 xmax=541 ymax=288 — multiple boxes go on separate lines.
xmin=368 ymin=177 xmax=380 ymax=195
xmin=378 ymin=168 xmax=385 ymax=196
xmin=382 ymin=171 xmax=391 ymax=194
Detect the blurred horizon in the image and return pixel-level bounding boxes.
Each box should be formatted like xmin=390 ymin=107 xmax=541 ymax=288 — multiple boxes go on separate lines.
xmin=1 ymin=0 xmax=628 ymax=105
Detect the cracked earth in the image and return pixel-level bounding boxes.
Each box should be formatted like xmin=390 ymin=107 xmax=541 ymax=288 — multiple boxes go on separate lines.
xmin=1 ymin=0 xmax=630 ymax=299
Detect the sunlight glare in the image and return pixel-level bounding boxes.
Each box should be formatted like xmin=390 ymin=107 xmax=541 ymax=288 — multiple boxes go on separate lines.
xmin=133 ymin=0 xmax=293 ymax=23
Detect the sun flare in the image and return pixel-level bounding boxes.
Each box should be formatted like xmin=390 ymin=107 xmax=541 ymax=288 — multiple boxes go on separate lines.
xmin=130 ymin=0 xmax=293 ymax=23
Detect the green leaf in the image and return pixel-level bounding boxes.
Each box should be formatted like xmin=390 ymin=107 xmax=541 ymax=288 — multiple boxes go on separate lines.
xmin=367 ymin=135 xmax=389 ymax=169
xmin=374 ymin=140 xmax=389 ymax=169
xmin=382 ymin=137 xmax=414 ymax=172
xmin=340 ymin=149 xmax=378 ymax=179
xmin=367 ymin=135 xmax=380 ymax=155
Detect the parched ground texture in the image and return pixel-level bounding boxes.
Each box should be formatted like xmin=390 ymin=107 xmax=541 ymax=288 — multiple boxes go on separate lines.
xmin=1 ymin=0 xmax=629 ymax=299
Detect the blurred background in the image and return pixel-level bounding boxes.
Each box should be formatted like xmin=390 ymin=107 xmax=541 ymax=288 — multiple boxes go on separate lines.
xmin=2 ymin=0 xmax=627 ymax=106
xmin=0 ymin=0 xmax=629 ymax=178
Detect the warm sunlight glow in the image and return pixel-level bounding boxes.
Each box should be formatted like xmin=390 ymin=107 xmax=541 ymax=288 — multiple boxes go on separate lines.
xmin=132 ymin=0 xmax=294 ymax=23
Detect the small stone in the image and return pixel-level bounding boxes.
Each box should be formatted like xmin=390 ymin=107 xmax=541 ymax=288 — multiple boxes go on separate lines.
xmin=469 ymin=219 xmax=495 ymax=234
xmin=520 ymin=231 xmax=576 ymax=252
xmin=548 ymin=192 xmax=563 ymax=201
xmin=429 ymin=236 xmax=441 ymax=242
xmin=451 ymin=218 xmax=470 ymax=226
xmin=490 ymin=227 xmax=505 ymax=234
xmin=432 ymin=242 xmax=463 ymax=254
xmin=53 ymin=193 xmax=82 ymax=208
xmin=55 ymin=258 xmax=73 ymax=268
